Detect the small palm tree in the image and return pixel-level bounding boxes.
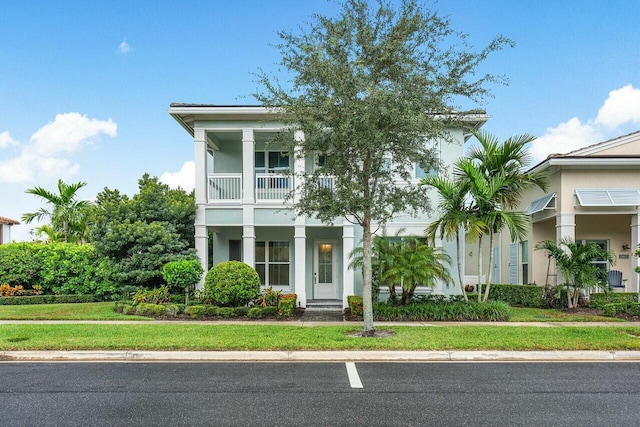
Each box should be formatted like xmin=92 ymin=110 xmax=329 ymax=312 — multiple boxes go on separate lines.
xmin=22 ymin=179 xmax=91 ymax=243
xmin=535 ymin=238 xmax=615 ymax=309
xmin=421 ymin=175 xmax=484 ymax=301
xmin=383 ymin=238 xmax=453 ymax=305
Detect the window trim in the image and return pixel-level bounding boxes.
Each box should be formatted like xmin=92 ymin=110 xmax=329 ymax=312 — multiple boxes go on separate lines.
xmin=255 ymin=240 xmax=291 ymax=288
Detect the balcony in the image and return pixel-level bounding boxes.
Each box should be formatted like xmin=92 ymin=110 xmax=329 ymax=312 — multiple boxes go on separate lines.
xmin=206 ymin=173 xmax=334 ymax=203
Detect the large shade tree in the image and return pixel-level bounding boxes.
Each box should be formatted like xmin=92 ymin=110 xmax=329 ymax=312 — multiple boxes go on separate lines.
xmin=256 ymin=0 xmax=513 ymax=335
xmin=22 ymin=179 xmax=91 ymax=244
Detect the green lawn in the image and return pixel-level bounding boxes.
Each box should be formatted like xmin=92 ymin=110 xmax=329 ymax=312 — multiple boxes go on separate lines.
xmin=508 ymin=307 xmax=622 ymax=322
xmin=0 ymin=302 xmax=149 ymax=321
xmin=1 ymin=324 xmax=640 ymax=351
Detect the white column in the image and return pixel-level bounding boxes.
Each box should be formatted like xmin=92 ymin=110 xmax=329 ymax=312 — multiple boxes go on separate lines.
xmin=631 ymin=214 xmax=640 ymax=293
xmin=242 ymin=128 xmax=255 ymax=204
xmin=555 ymin=212 xmax=575 ymax=284
xmin=294 ymin=225 xmax=307 ymax=308
xmin=194 ymin=222 xmax=208 ymax=289
xmin=243 ymin=224 xmax=255 ymax=268
xmin=194 ymin=128 xmax=208 ymax=205
xmin=293 ymin=130 xmax=305 ymax=205
xmin=556 ymin=213 xmax=575 ymax=243
xmin=342 ymin=223 xmax=355 ymax=308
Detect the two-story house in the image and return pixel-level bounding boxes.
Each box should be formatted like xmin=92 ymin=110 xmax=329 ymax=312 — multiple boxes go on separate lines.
xmin=169 ymin=104 xmax=487 ymax=308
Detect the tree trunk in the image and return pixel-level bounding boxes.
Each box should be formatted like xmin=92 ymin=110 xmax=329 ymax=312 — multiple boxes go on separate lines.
xmin=456 ymin=232 xmax=468 ymax=302
xmin=483 ymin=231 xmax=494 ymax=302
xmin=361 ymin=215 xmax=375 ymax=335
xmin=477 ymin=237 xmax=483 ymax=303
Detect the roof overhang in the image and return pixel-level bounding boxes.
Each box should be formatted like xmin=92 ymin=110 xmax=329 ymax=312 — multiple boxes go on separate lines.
xmin=575 ymin=189 xmax=640 ymax=207
xmin=530 ymin=157 xmax=640 ymax=174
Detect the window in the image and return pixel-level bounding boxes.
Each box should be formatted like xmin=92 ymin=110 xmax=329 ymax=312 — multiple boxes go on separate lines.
xmin=521 ymin=241 xmax=529 ymax=284
xmin=415 ymin=140 xmax=440 ymax=179
xmin=578 ymin=239 xmax=609 ymax=281
xmin=255 ymin=241 xmax=290 ymax=287
xmin=229 ymin=240 xmax=242 ymax=262
xmin=254 ymin=151 xmax=290 ymax=173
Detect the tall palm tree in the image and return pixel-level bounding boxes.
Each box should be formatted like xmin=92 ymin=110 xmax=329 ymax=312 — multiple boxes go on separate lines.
xmin=383 ymin=238 xmax=453 ymax=305
xmin=22 ymin=179 xmax=91 ymax=243
xmin=535 ymin=238 xmax=615 ymax=309
xmin=421 ymin=175 xmax=484 ymax=301
xmin=457 ymin=130 xmax=548 ymax=302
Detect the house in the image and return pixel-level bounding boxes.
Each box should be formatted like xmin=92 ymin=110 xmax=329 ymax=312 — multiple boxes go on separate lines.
xmin=489 ymin=130 xmax=640 ymax=293
xmin=0 ymin=216 xmax=19 ymax=244
xmin=169 ymin=104 xmax=487 ymax=307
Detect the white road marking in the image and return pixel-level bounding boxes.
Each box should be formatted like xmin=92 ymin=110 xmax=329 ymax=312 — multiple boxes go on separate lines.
xmin=345 ymin=362 xmax=363 ymax=388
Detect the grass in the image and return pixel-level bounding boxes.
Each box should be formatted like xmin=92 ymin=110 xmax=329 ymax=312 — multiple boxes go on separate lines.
xmin=0 ymin=302 xmax=149 ymax=321
xmin=1 ymin=324 xmax=640 ymax=351
xmin=508 ymin=307 xmax=623 ymax=322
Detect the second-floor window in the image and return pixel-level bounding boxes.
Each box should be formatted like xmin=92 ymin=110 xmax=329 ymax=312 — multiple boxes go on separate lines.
xmin=255 ymin=151 xmax=290 ymax=174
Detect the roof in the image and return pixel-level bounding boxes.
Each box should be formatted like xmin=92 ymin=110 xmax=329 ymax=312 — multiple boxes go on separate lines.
xmin=168 ymin=104 xmax=489 ymax=137
xmin=0 ymin=216 xmax=19 ymax=225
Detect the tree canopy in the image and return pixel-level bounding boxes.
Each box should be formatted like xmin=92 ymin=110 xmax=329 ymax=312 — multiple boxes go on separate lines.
xmin=256 ymin=0 xmax=513 ymax=334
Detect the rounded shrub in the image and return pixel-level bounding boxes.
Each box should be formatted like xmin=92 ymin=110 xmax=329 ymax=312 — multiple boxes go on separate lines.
xmin=204 ymin=261 xmax=261 ymax=307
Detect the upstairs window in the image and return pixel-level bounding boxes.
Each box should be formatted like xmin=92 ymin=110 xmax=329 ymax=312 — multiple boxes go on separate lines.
xmin=255 ymin=151 xmax=291 ymax=174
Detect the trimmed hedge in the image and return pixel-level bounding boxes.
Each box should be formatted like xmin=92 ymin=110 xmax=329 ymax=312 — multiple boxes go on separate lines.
xmin=372 ymin=301 xmax=510 ymax=321
xmin=486 ymin=284 xmax=544 ymax=308
xmin=204 ymin=261 xmax=261 ymax=307
xmin=0 ymin=295 xmax=98 ymax=305
xmin=589 ymin=293 xmax=639 ymax=309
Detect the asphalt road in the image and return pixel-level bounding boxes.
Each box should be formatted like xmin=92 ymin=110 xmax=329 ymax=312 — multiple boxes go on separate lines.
xmin=1 ymin=362 xmax=639 ymax=426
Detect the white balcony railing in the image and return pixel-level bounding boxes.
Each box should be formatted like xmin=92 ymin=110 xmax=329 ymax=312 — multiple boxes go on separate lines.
xmin=255 ymin=173 xmax=291 ymax=201
xmin=208 ymin=174 xmax=242 ymax=201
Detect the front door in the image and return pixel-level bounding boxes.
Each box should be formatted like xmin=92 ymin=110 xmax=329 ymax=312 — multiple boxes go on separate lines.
xmin=314 ymin=241 xmax=338 ymax=299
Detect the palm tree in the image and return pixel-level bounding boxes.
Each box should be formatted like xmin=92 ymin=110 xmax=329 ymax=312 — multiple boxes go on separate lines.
xmin=22 ymin=179 xmax=91 ymax=243
xmin=457 ymin=130 xmax=549 ymax=302
xmin=421 ymin=175 xmax=484 ymax=301
xmin=535 ymin=238 xmax=615 ymax=309
xmin=383 ymin=238 xmax=453 ymax=305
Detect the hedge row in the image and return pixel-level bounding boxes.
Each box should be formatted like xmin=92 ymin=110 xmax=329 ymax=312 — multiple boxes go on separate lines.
xmin=486 ymin=284 xmax=545 ymax=308
xmin=0 ymin=295 xmax=99 ymax=305
xmin=602 ymin=302 xmax=640 ymax=317
xmin=372 ymin=301 xmax=510 ymax=321
xmin=589 ymin=293 xmax=639 ymax=309
xmin=113 ymin=303 xmax=294 ymax=319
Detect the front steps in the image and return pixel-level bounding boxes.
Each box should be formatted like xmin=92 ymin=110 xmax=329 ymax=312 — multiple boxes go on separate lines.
xmin=305 ymin=299 xmax=343 ymax=311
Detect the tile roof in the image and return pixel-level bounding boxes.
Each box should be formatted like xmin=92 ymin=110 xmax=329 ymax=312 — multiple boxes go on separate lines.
xmin=0 ymin=216 xmax=19 ymax=225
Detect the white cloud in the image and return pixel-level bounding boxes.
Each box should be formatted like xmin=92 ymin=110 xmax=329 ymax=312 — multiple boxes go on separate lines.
xmin=119 ymin=39 xmax=131 ymax=54
xmin=595 ymin=84 xmax=640 ymax=128
xmin=0 ymin=113 xmax=117 ymax=183
xmin=530 ymin=117 xmax=602 ymax=164
xmin=30 ymin=113 xmax=117 ymax=156
xmin=160 ymin=161 xmax=195 ymax=192
xmin=0 ymin=131 xmax=19 ymax=148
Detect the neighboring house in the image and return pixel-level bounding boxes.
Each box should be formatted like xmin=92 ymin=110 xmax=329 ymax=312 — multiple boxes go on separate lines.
xmin=0 ymin=216 xmax=19 ymax=244
xmin=488 ymin=130 xmax=640 ymax=293
xmin=169 ymin=104 xmax=487 ymax=307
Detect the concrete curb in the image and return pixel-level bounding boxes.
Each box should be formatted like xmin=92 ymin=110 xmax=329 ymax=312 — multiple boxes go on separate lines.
xmin=2 ymin=350 xmax=640 ymax=362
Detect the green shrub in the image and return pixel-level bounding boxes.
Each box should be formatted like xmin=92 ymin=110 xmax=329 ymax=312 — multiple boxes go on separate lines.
xmin=372 ymin=301 xmax=510 ymax=321
xmin=162 ymin=259 xmax=203 ymax=294
xmin=261 ymin=306 xmax=277 ymax=317
xmin=185 ymin=305 xmax=207 ymax=319
xmin=163 ymin=304 xmax=180 ymax=317
xmin=122 ymin=304 xmax=137 ymax=315
xmin=486 ymin=284 xmax=544 ymax=308
xmin=347 ymin=296 xmax=363 ymax=316
xmin=204 ymin=261 xmax=261 ymax=307
xmin=628 ymin=303 xmax=640 ymax=316
xmin=0 ymin=295 xmax=97 ymax=305
xmin=589 ymin=292 xmax=638 ymax=309
xmin=216 ymin=307 xmax=236 ymax=318
xmin=603 ymin=303 xmax=628 ymax=317
xmin=255 ymin=286 xmax=282 ymax=307
xmin=132 ymin=286 xmax=170 ymax=305
xmin=278 ymin=298 xmax=296 ymax=317
xmin=247 ymin=307 xmax=263 ymax=319
xmin=234 ymin=306 xmax=249 ymax=317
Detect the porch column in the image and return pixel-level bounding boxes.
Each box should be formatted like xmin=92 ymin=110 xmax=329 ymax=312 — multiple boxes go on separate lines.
xmin=194 ymin=128 xmax=208 ymax=205
xmin=242 ymin=128 xmax=255 ymax=204
xmin=555 ymin=213 xmax=575 ymax=284
xmin=293 ymin=131 xmax=305 ymax=205
xmin=342 ymin=223 xmax=355 ymax=308
xmin=632 ymin=214 xmax=640 ymax=293
xmin=194 ymin=222 xmax=208 ymax=289
xmin=294 ymin=225 xmax=307 ymax=308
xmin=242 ymin=224 xmax=255 ymax=268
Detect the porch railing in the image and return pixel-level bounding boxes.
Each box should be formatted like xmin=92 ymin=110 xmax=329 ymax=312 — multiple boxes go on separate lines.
xmin=255 ymin=173 xmax=292 ymax=201
xmin=208 ymin=174 xmax=242 ymax=201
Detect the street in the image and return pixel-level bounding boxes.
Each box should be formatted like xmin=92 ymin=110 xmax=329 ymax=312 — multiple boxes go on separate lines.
xmin=1 ymin=362 xmax=639 ymax=426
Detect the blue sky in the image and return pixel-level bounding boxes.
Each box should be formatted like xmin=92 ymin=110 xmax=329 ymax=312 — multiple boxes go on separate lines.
xmin=1 ymin=0 xmax=640 ymax=241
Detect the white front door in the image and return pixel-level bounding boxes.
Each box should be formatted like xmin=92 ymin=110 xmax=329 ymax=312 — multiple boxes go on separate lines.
xmin=314 ymin=241 xmax=338 ymax=299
